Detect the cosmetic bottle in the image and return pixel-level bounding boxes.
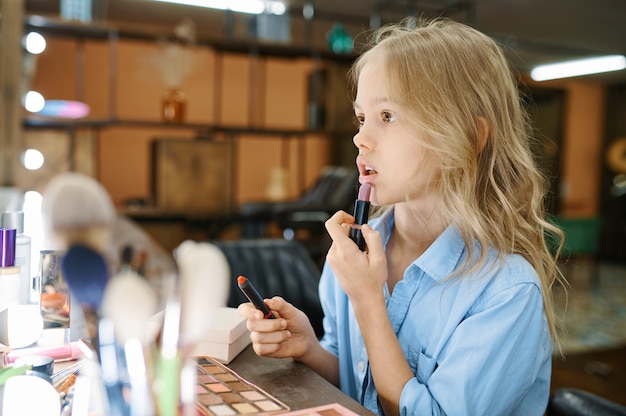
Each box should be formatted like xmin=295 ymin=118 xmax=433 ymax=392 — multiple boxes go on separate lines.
xmin=1 ymin=211 xmax=32 ymax=305
xmin=0 ymin=228 xmax=21 ymax=313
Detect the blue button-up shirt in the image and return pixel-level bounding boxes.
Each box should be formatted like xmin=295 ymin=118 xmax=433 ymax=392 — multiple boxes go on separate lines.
xmin=319 ymin=209 xmax=552 ymax=415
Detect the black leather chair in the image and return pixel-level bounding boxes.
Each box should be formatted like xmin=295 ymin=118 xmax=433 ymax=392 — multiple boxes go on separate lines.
xmin=240 ymin=166 xmax=359 ymax=265
xmin=240 ymin=166 xmax=358 ymax=237
xmin=214 ymin=238 xmax=325 ymax=338
xmin=547 ymin=388 xmax=626 ymax=416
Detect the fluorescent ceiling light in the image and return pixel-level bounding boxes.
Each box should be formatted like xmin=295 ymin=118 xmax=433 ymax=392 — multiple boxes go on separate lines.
xmin=151 ymin=0 xmax=285 ymax=15
xmin=530 ymin=55 xmax=626 ymax=81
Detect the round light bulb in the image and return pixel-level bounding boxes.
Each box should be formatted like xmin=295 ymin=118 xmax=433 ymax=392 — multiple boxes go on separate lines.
xmin=24 ymin=32 xmax=47 ymax=54
xmin=21 ymin=148 xmax=45 ymax=170
xmin=23 ymin=91 xmax=45 ymax=112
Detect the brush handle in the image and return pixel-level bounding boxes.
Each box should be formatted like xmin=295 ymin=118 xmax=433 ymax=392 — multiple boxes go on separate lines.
xmin=157 ymin=352 xmax=181 ymax=416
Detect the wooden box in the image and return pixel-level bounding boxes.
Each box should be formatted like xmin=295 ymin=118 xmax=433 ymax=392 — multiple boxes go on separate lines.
xmin=152 ymin=139 xmax=234 ymax=212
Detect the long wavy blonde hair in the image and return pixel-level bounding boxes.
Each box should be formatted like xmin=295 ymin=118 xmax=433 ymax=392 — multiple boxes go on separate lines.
xmin=348 ymin=18 xmax=566 ymax=352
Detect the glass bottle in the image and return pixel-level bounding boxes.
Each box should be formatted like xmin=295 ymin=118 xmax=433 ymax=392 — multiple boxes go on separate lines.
xmin=162 ymin=87 xmax=186 ymax=123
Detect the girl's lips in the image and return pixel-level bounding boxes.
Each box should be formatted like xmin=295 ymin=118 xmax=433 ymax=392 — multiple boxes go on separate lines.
xmin=359 ymin=172 xmax=377 ymax=184
xmin=356 ymin=156 xmax=377 ymax=178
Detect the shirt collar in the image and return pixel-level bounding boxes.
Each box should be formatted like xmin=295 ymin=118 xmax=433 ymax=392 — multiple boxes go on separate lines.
xmin=370 ymin=207 xmax=465 ymax=283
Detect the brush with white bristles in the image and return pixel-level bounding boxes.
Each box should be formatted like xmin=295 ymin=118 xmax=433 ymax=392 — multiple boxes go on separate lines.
xmin=41 ymin=172 xmax=120 ymax=416
xmin=41 ymin=172 xmax=116 ymax=347
xmin=156 ymin=240 xmax=230 ymax=416
xmin=41 ymin=172 xmax=116 ymax=253
xmin=174 ymin=240 xmax=230 ymax=349
xmin=100 ymin=269 xmax=159 ymax=416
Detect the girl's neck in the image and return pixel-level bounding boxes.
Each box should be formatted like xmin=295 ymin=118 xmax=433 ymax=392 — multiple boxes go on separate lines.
xmin=385 ymin=203 xmax=448 ymax=294
xmin=391 ymin=202 xmax=447 ymax=259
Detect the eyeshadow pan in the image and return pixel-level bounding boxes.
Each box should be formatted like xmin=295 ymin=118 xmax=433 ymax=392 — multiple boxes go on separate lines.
xmin=256 ymin=400 xmax=283 ymax=411
xmin=319 ymin=410 xmax=344 ymax=416
xmin=239 ymin=391 xmax=266 ymax=401
xmin=208 ymin=404 xmax=237 ymax=415
xmin=231 ymin=403 xmax=259 ymax=414
xmin=206 ymin=383 xmax=231 ymax=393
xmin=197 ymin=394 xmax=223 ymax=406
xmin=226 ymin=381 xmax=247 ymax=392
xmin=203 ymin=365 xmax=225 ymax=374
xmin=215 ymin=373 xmax=237 ymax=382
xmin=198 ymin=374 xmax=218 ymax=383
xmin=218 ymin=392 xmax=242 ymax=404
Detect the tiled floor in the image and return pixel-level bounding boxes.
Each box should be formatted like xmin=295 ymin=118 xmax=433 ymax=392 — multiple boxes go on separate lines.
xmin=555 ymin=260 xmax=626 ymax=354
xmin=550 ymin=260 xmax=626 ymax=407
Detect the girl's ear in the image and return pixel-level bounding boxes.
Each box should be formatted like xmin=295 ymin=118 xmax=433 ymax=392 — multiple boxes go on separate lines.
xmin=477 ymin=117 xmax=490 ymax=153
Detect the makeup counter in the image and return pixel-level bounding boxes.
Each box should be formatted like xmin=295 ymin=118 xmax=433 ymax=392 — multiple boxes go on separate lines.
xmin=0 ymin=219 xmax=373 ymax=415
xmin=0 ymin=340 xmax=375 ymax=415
xmin=0 ymin=172 xmax=374 ymax=415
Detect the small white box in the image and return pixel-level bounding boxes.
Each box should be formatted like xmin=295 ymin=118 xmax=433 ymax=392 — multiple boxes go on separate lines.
xmin=191 ymin=307 xmax=251 ymax=363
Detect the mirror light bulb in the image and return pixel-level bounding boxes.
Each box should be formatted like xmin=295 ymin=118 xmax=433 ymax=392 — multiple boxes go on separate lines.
xmin=24 ymin=32 xmax=46 ymax=54
xmin=23 ymin=91 xmax=45 ymax=113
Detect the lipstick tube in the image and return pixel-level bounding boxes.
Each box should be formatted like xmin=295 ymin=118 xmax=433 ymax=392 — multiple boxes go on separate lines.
xmin=2 ymin=341 xmax=84 ymax=365
xmin=349 ymin=183 xmax=371 ymax=251
xmin=237 ymin=275 xmax=275 ymax=319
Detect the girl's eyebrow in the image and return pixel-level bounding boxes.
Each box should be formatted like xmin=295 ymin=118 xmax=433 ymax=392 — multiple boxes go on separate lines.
xmin=353 ymin=97 xmax=395 ymax=111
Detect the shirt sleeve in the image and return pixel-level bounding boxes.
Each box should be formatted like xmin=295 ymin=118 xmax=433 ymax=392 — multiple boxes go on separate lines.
xmin=318 ymin=262 xmax=340 ymax=357
xmin=399 ymin=282 xmax=552 ymax=415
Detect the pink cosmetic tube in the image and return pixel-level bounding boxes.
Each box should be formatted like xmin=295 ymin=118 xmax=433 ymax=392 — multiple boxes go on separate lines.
xmin=2 ymin=341 xmax=84 ymax=366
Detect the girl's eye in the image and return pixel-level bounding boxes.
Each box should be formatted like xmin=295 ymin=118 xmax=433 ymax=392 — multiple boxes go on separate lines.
xmin=354 ymin=115 xmax=365 ymax=128
xmin=382 ymin=111 xmax=396 ymax=123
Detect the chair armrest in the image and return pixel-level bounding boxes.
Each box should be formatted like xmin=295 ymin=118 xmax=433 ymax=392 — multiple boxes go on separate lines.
xmin=547 ymin=388 xmax=626 ymax=416
xmin=274 ymin=209 xmax=333 ymax=230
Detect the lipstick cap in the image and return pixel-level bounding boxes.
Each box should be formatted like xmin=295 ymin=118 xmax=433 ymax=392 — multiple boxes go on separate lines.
xmin=0 ymin=228 xmax=16 ymax=267
xmin=1 ymin=211 xmax=24 ymax=234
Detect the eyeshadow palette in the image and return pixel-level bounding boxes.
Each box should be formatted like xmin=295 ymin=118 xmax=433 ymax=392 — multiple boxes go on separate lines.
xmin=281 ymin=403 xmax=361 ymax=416
xmin=194 ymin=356 xmax=290 ymax=415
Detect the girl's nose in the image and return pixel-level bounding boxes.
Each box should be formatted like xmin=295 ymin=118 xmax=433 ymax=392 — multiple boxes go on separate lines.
xmin=353 ymin=127 xmax=373 ymax=152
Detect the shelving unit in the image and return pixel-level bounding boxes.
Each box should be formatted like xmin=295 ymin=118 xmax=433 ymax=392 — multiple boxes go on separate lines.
xmin=21 ymin=14 xmax=357 ymax=247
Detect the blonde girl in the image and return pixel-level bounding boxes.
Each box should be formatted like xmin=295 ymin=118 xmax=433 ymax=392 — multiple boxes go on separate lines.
xmin=239 ymin=18 xmax=564 ymax=416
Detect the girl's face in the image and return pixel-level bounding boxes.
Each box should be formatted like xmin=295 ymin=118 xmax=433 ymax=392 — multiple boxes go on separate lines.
xmin=353 ymin=61 xmax=439 ymax=209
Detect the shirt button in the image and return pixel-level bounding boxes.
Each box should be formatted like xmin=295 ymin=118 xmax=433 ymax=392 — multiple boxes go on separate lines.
xmin=358 ymin=361 xmax=366 ymax=372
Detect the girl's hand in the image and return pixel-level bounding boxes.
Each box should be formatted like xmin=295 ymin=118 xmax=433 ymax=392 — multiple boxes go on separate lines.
xmin=324 ymin=211 xmax=387 ymax=305
xmin=237 ymin=296 xmax=317 ymax=360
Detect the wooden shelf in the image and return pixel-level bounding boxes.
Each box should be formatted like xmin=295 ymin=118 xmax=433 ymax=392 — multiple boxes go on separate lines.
xmin=22 ymin=117 xmax=344 ymax=138
xmin=24 ymin=14 xmax=357 ymax=62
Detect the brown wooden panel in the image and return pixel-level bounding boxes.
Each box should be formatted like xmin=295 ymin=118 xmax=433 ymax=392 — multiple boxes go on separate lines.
xmin=152 ymin=139 xmax=233 ymax=212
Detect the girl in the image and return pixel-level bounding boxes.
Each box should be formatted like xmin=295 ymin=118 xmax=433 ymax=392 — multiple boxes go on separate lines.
xmin=238 ymin=18 xmax=564 ymax=416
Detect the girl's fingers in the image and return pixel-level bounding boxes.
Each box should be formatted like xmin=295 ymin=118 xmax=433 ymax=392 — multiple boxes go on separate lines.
xmin=362 ymin=224 xmax=384 ymax=262
xmin=325 ymin=210 xmax=355 ymax=240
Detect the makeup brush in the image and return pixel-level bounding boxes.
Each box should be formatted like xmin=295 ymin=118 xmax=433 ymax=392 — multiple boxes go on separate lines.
xmin=59 ymin=244 xmax=110 ymax=355
xmin=120 ymin=244 xmax=134 ymax=273
xmin=41 ymin=172 xmax=116 ymax=345
xmin=172 ymin=240 xmax=230 ymax=415
xmin=174 ymin=240 xmax=230 ymax=349
xmin=155 ymin=271 xmax=182 ymax=416
xmin=58 ymin=245 xmax=118 ymax=416
xmin=100 ymin=270 xmax=159 ymax=415
xmin=41 ymin=172 xmax=116 ymax=253
xmin=41 ymin=172 xmax=120 ymax=415
xmin=101 ymin=270 xmax=158 ymax=348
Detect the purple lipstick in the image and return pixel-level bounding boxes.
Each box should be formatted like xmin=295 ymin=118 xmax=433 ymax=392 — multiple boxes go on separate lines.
xmin=349 ymin=182 xmax=371 ymax=251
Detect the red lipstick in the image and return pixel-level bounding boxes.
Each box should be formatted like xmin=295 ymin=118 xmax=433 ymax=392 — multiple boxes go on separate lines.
xmin=237 ymin=275 xmax=276 ymax=319
xmin=349 ymin=182 xmax=371 ymax=251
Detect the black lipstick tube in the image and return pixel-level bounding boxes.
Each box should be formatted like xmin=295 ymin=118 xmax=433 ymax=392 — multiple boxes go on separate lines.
xmin=349 ymin=183 xmax=371 ymax=251
xmin=238 ymin=275 xmax=276 ymax=319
